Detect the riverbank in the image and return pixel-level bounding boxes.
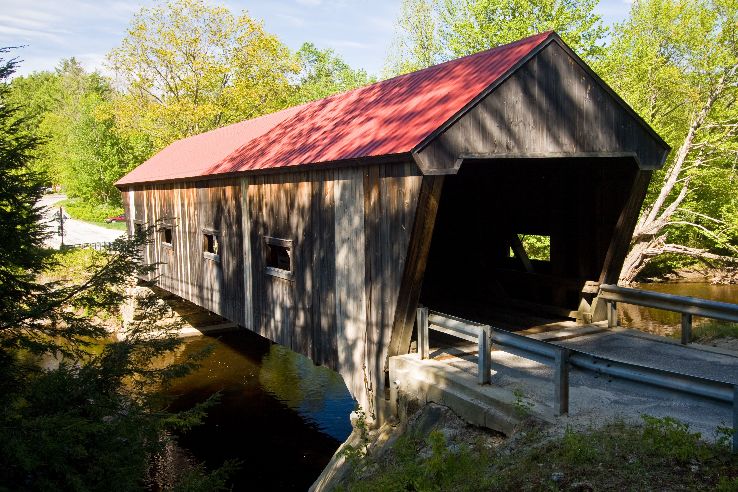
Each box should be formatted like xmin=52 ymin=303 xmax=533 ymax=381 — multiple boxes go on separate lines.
xmin=320 ymin=402 xmax=738 ymax=491
xmin=639 ymin=265 xmax=738 ymax=285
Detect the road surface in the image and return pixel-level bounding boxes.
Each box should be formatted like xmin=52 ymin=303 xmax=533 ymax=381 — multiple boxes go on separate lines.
xmin=431 ymin=326 xmax=738 ymax=439
xmin=39 ymin=194 xmax=125 ymax=249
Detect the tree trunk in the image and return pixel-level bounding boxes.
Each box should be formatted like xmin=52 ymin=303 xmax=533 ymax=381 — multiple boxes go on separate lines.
xmin=618 ymin=72 xmax=730 ymax=284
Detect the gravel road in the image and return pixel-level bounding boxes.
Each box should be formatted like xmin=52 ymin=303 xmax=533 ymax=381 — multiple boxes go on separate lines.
xmin=39 ymin=194 xmax=125 ymax=249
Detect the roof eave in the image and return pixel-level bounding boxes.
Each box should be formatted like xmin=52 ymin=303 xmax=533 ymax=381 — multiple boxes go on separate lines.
xmin=114 ymin=152 xmax=416 ymax=189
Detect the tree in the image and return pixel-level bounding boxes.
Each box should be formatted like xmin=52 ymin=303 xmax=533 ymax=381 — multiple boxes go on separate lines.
xmin=291 ymin=43 xmax=375 ymax=105
xmin=596 ymin=0 xmax=738 ymax=284
xmin=0 ymin=48 xmax=49 ymax=318
xmin=108 ymin=0 xmax=297 ymax=152
xmin=385 ymin=0 xmax=444 ymax=76
xmin=385 ymin=0 xmax=607 ymax=76
xmin=10 ymin=59 xmax=149 ymax=206
xmin=5 ymin=70 xmax=60 ymax=185
xmin=0 ymin=49 xmax=230 ymax=490
xmin=63 ymin=76 xmax=150 ymax=206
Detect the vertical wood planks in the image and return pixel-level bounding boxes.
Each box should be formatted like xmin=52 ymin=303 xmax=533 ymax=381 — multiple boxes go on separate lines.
xmin=334 ymin=167 xmax=368 ymax=410
xmin=241 ymin=177 xmax=254 ymax=330
xmin=388 ymin=174 xmax=444 ymax=361
xmin=126 ymin=161 xmax=425 ymax=411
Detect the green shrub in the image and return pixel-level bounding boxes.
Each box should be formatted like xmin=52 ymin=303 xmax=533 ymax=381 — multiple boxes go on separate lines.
xmin=56 ymin=198 xmax=123 ymax=223
xmin=641 ymin=415 xmax=707 ymax=462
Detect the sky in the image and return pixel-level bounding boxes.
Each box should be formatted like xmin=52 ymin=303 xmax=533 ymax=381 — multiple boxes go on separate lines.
xmin=1 ymin=0 xmax=633 ymax=78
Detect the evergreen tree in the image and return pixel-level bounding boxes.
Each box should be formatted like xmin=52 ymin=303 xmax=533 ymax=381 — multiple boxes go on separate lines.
xmin=0 ymin=48 xmax=231 ymax=491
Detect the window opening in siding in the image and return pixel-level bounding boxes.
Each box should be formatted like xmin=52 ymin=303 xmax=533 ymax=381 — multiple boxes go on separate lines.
xmin=202 ymin=230 xmax=220 ymax=262
xmin=162 ymin=227 xmax=173 ymax=247
xmin=264 ymin=236 xmax=293 ymax=280
xmin=509 ymin=234 xmax=551 ymax=262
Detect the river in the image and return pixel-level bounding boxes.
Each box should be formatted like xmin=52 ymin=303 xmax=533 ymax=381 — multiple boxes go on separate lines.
xmin=162 ymin=330 xmax=355 ymax=491
xmin=618 ymin=282 xmax=738 ymax=336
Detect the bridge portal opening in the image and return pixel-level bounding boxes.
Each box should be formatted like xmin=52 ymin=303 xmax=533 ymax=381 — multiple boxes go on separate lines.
xmin=418 ymin=157 xmax=638 ymax=330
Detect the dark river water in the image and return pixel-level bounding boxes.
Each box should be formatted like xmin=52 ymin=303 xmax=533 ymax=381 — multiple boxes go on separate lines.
xmin=163 ymin=330 xmax=355 ymax=491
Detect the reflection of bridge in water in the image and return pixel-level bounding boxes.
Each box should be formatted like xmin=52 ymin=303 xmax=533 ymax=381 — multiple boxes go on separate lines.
xmin=162 ymin=330 xmax=354 ymax=491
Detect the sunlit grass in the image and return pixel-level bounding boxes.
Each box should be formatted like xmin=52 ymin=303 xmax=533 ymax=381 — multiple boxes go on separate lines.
xmin=692 ymin=320 xmax=738 ymax=342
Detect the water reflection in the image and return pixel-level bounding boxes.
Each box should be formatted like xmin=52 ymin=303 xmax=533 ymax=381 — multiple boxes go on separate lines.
xmin=259 ymin=344 xmax=354 ymax=441
xmin=619 ymin=282 xmax=738 ymax=336
xmin=165 ymin=330 xmax=354 ymax=491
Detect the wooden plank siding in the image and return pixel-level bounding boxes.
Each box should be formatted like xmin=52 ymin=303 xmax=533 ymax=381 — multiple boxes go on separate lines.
xmin=413 ymin=42 xmax=668 ymax=174
xmin=123 ymin=162 xmax=423 ymax=413
xmin=125 ymin=179 xmax=245 ymax=325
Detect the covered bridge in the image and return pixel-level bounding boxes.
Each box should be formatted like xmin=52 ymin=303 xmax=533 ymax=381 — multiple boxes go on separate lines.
xmin=116 ymin=32 xmax=670 ymax=417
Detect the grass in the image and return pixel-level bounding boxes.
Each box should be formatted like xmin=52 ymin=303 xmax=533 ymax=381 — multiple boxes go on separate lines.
xmin=691 ymin=320 xmax=738 ymax=342
xmin=42 ymin=247 xmax=109 ymax=284
xmin=39 ymin=247 xmax=123 ymax=327
xmin=340 ymin=415 xmax=738 ymax=491
xmin=56 ymin=198 xmax=126 ymax=230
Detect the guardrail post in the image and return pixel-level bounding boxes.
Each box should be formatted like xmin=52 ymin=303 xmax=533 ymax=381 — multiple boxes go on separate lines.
xmin=681 ymin=313 xmax=692 ymax=345
xmin=554 ymin=348 xmax=570 ymax=416
xmin=417 ymin=306 xmax=429 ymax=360
xmin=478 ymin=325 xmax=492 ymax=385
xmin=606 ymin=300 xmax=618 ymax=328
xmin=733 ymin=385 xmax=738 ymax=453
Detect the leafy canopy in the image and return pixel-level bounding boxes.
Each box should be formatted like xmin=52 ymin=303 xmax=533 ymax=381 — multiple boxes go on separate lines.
xmin=386 ymin=0 xmax=607 ymax=75
xmin=108 ymin=0 xmax=298 ymax=152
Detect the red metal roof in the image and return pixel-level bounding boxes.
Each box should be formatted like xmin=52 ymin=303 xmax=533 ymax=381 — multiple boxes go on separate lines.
xmin=117 ymin=32 xmax=553 ymax=186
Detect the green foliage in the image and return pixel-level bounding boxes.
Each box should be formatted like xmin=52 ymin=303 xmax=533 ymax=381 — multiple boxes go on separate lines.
xmin=108 ymin=0 xmax=298 ymax=152
xmin=57 ymin=198 xmax=124 ymax=223
xmin=1 ymin=49 xmax=231 ymax=490
xmin=386 ymin=0 xmax=444 ymax=75
xmin=511 ymin=387 xmax=534 ymax=418
xmin=9 ymin=59 xmax=149 ymax=206
xmin=291 ymin=43 xmax=375 ymax=105
xmin=342 ymin=428 xmax=496 ymax=492
xmin=171 ymin=460 xmax=240 ymax=492
xmin=386 ymin=0 xmax=607 ymax=76
xmin=519 ymin=234 xmax=550 ymax=262
xmin=439 ymin=0 xmax=607 ymax=60
xmin=0 ymin=48 xmax=51 ymax=323
xmin=345 ymin=415 xmax=738 ymax=491
xmin=641 ymin=415 xmax=706 ymax=462
xmin=339 ymin=406 xmax=371 ymax=468
xmin=596 ymin=0 xmax=738 ymax=278
xmin=691 ymin=320 xmax=738 ymax=341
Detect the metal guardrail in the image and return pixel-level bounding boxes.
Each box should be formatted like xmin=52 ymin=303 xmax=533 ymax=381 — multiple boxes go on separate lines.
xmin=419 ymin=308 xmax=569 ymax=416
xmin=599 ymin=284 xmax=738 ymax=345
xmin=417 ymin=307 xmax=738 ymax=451
xmin=419 ymin=308 xmax=492 ymax=385
xmin=61 ymin=241 xmax=113 ymax=252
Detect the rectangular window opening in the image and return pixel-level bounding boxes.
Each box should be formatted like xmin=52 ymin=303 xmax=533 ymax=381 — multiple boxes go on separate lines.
xmin=202 ymin=230 xmax=220 ymax=261
xmin=516 ymin=234 xmax=551 ymax=262
xmin=264 ymin=236 xmax=293 ymax=280
xmin=162 ymin=227 xmax=173 ymax=246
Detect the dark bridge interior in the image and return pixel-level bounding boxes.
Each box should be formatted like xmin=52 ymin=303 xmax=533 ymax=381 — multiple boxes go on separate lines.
xmin=418 ymin=157 xmax=638 ymax=330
